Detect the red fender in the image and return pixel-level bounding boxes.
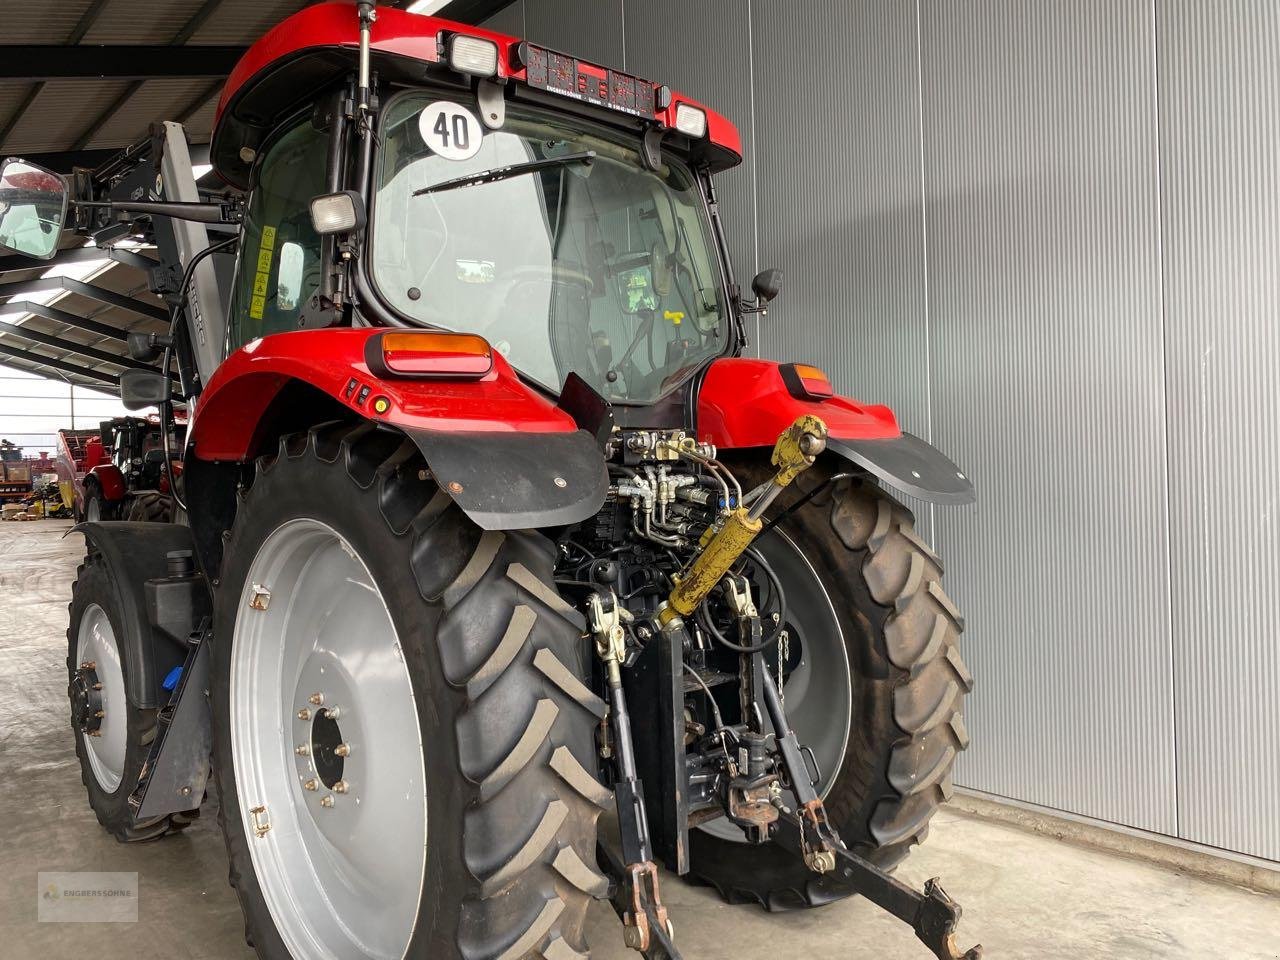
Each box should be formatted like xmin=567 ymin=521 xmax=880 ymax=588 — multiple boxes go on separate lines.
xmin=697 ymin=358 xmax=974 ymax=504
xmin=188 ymin=328 xmax=608 ymax=530
xmin=191 ymin=328 xmax=578 ymax=462
xmin=86 ymin=463 xmax=125 ymax=502
xmin=696 ymin=358 xmax=901 ymax=448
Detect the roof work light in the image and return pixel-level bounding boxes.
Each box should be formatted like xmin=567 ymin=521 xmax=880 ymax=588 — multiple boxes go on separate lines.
xmin=449 ymin=35 xmax=499 ymax=77
xmin=674 ymin=102 xmax=707 ymax=138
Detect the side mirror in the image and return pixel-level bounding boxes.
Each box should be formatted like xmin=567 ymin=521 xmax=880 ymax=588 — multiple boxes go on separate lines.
xmin=751 ymin=267 xmax=783 ymax=305
xmin=119 ymin=369 xmax=170 ymax=411
xmin=0 ymin=158 xmax=68 ymax=260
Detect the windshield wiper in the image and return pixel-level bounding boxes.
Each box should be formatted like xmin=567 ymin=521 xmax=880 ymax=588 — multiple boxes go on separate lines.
xmin=413 ymin=150 xmax=596 ymax=197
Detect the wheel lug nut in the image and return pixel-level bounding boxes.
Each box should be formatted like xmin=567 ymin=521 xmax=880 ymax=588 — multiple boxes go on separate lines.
xmin=320 ymin=795 xmax=335 ymax=808
xmin=308 ymin=693 xmax=324 ymax=705
xmin=297 ymin=708 xmax=311 ymax=721
xmin=295 ymin=744 xmax=310 ymax=756
xmin=326 ymin=706 xmax=341 ymax=719
xmin=333 ymin=780 xmax=349 ymax=794
xmin=80 ymin=661 xmax=95 ymax=670
xmin=94 ymin=710 xmax=104 ymax=718
xmin=303 ymin=778 xmax=318 ymax=791
xmin=92 ymin=682 xmax=102 ymax=691
xmin=334 ymin=743 xmax=350 ymax=758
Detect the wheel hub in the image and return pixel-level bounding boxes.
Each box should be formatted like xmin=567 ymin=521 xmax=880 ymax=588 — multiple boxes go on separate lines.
xmin=309 ymin=707 xmax=346 ymax=789
xmin=69 ymin=662 xmax=104 ymax=735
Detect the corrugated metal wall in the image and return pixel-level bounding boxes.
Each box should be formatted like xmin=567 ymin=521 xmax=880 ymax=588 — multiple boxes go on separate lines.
xmin=490 ymin=0 xmax=1280 ymax=863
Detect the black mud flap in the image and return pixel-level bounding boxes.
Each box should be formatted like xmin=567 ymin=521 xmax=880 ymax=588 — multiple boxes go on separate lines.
xmin=71 ymin=522 xmax=201 ymax=708
xmin=131 ymin=636 xmax=211 ymax=821
xmin=828 ymin=433 xmax=975 ymax=505
xmin=403 ymin=427 xmax=609 ymax=530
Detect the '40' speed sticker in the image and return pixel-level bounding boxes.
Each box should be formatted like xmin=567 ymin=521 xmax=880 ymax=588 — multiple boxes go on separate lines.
xmin=419 ymin=101 xmax=483 ymax=161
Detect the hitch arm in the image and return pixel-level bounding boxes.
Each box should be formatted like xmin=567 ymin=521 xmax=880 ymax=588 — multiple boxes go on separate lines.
xmin=761 ymin=665 xmax=981 ymax=960
xmin=772 ymin=812 xmax=981 ymax=960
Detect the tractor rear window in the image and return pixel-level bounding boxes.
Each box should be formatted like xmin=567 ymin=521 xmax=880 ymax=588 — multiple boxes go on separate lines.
xmin=371 ymin=91 xmax=730 ymax=405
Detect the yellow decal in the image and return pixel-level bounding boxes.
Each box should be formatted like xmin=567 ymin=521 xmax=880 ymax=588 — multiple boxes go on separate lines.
xmin=248 ymin=228 xmax=278 ymax=320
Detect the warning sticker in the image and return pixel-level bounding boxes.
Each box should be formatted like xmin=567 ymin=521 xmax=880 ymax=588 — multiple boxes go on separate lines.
xmin=248 ymin=225 xmax=278 ymax=320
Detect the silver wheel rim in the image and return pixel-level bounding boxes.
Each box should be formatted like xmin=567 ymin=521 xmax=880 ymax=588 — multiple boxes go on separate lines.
xmin=76 ymin=603 xmax=126 ymax=792
xmin=231 ymin=518 xmax=426 ymax=960
xmin=86 ymin=497 xmax=100 ymax=522
xmin=700 ymin=529 xmax=852 ymax=842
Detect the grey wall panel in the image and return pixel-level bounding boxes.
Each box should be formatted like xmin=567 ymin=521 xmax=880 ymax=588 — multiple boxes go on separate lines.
xmin=920 ymin=0 xmax=1177 ymax=833
xmin=523 ymin=0 xmax=623 ymax=68
xmin=481 ymin=0 xmax=525 ymax=36
xmin=750 ymin=0 xmax=932 ymax=465
xmin=623 ymin=0 xmax=756 ymax=290
xmin=1157 ymin=0 xmax=1280 ymax=862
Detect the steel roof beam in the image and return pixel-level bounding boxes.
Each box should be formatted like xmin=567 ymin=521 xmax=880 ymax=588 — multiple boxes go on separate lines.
xmin=0 ymin=45 xmax=246 ymax=80
xmin=71 ymin=0 xmax=234 ymax=151
xmin=15 ymin=149 xmax=117 ymax=173
xmin=0 ymin=320 xmax=147 ymax=370
xmin=0 ymin=0 xmax=112 ymax=151
xmin=0 ymin=246 xmax=105 ymax=276
xmin=0 ymin=276 xmax=167 ymax=322
xmin=0 ymin=343 xmax=119 ymax=385
xmin=0 ymin=301 xmax=130 ymax=342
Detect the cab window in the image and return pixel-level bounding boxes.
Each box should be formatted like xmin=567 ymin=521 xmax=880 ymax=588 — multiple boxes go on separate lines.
xmin=228 ymin=118 xmax=328 ymax=349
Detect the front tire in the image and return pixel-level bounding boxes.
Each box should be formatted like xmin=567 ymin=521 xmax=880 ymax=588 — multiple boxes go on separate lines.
xmin=84 ymin=481 xmax=118 ymax=522
xmin=211 ymin=423 xmax=610 ymax=960
xmin=67 ymin=549 xmax=196 ymax=841
xmin=689 ymin=462 xmax=972 ymax=908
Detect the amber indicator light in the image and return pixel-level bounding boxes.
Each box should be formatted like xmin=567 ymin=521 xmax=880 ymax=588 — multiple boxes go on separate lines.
xmin=780 ymin=362 xmax=834 ymax=400
xmin=373 ymin=331 xmax=494 ymax=379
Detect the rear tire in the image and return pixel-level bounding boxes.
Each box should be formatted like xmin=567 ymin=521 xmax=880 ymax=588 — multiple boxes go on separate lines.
xmin=688 ymin=461 xmax=971 ymax=909
xmin=210 ymin=422 xmax=610 ymax=960
xmin=124 ymin=491 xmax=172 ymax=523
xmin=67 ymin=550 xmax=197 ymax=841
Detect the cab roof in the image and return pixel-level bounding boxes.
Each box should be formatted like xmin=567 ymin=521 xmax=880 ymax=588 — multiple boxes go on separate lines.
xmin=211 ymin=2 xmax=743 ymax=189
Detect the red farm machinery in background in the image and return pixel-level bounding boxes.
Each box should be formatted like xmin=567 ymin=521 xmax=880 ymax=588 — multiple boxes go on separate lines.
xmin=54 ymin=416 xmax=185 ymax=522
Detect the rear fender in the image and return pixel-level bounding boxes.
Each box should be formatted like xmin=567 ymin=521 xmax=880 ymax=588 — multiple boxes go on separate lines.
xmin=73 ymin=522 xmax=207 ymax=708
xmin=188 ymin=329 xmax=608 ymax=531
xmin=697 ymin=358 xmax=974 ymax=504
xmin=86 ymin=463 xmax=125 ymax=502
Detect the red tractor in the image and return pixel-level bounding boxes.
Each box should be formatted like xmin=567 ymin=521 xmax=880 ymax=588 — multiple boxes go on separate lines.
xmin=55 ymin=416 xmax=185 ymax=522
xmin=1 ymin=4 xmax=978 ymax=959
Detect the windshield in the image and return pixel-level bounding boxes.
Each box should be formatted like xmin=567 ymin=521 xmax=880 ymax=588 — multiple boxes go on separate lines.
xmin=373 ymin=91 xmax=730 ymax=404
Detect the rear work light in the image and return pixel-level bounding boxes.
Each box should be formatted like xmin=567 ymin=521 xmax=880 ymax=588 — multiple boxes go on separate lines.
xmin=366 ymin=331 xmax=494 ymax=379
xmin=674 ymin=102 xmax=707 ymax=138
xmin=780 ymin=363 xmax=834 ymax=400
xmin=449 ymin=35 xmax=499 ymax=77
xmin=310 ymin=191 xmax=366 ymax=234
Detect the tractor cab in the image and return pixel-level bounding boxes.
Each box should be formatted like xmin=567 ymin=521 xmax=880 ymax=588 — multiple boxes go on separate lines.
xmin=208 ymin=3 xmax=749 ymax=421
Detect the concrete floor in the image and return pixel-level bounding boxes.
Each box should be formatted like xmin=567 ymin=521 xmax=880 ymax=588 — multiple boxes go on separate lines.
xmin=2 ymin=519 xmax=1277 ymax=960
